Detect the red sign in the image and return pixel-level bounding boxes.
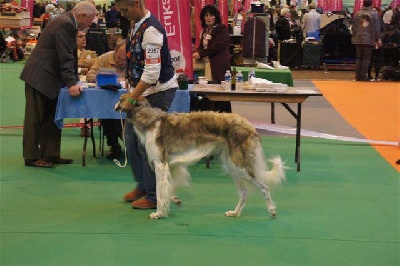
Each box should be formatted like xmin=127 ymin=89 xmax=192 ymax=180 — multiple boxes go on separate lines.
xmin=146 ymin=0 xmax=193 ymax=78
xmin=218 ymin=0 xmax=229 ymax=26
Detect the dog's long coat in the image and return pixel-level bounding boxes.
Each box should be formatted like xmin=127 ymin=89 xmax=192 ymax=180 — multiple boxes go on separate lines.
xmin=120 ymin=98 xmax=285 ymax=219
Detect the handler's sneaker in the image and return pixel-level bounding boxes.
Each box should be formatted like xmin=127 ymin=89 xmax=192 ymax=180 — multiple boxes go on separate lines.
xmin=131 ymin=197 xmax=157 ymax=209
xmin=123 ymin=188 xmax=146 ymax=202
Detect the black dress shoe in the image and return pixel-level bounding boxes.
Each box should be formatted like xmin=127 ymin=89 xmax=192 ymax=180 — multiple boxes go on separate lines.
xmin=43 ymin=157 xmax=73 ymax=164
xmin=25 ymin=159 xmax=54 ymax=168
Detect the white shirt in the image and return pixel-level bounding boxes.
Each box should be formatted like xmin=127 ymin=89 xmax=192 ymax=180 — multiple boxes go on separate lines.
xmin=302 ymin=9 xmax=321 ymax=37
xmin=383 ymin=10 xmax=393 ymax=24
xmin=130 ymin=11 xmax=178 ymax=96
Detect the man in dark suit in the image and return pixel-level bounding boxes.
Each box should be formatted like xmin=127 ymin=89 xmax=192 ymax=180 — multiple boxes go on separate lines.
xmin=20 ymin=1 xmax=96 ymax=168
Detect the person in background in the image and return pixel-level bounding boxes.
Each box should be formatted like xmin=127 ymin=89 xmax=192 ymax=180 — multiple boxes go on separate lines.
xmin=193 ymin=4 xmax=231 ymax=112
xmin=301 ymin=2 xmax=321 ymax=38
xmin=86 ymin=39 xmax=126 ymax=159
xmin=233 ymin=8 xmax=244 ymax=27
xmin=115 ymin=0 xmax=178 ymax=209
xmin=275 ymin=7 xmax=292 ymax=41
xmin=382 ymin=24 xmax=400 ymax=46
xmin=105 ymin=2 xmax=120 ymax=28
xmin=351 ymin=0 xmax=381 ymax=81
xmin=368 ymin=25 xmax=400 ymax=80
xmin=289 ymin=5 xmax=299 ymax=21
xmin=41 ymin=3 xmax=57 ymax=30
xmin=77 ymin=30 xmax=97 ymax=77
xmin=76 ymin=30 xmax=97 ymax=137
xmin=383 ymin=6 xmax=393 ymax=26
xmin=20 ymin=1 xmax=96 ymax=168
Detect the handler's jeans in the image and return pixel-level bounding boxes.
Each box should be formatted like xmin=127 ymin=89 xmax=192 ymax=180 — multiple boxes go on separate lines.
xmin=355 ymin=44 xmax=373 ymax=81
xmin=125 ymin=88 xmax=177 ymax=203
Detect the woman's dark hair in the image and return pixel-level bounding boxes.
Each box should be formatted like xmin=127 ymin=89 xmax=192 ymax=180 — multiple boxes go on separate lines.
xmin=200 ymin=5 xmax=221 ymax=29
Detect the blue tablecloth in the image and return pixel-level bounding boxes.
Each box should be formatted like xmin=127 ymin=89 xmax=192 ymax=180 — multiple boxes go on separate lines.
xmin=55 ymin=87 xmax=190 ymax=128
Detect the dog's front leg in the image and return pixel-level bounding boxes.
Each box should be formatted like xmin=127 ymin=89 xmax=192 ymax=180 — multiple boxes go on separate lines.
xmin=149 ymin=161 xmax=172 ymax=219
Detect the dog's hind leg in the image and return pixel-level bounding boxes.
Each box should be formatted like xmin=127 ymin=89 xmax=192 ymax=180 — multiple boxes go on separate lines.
xmin=248 ymin=178 xmax=276 ymax=218
xmin=149 ymin=161 xmax=172 ymax=219
xmin=225 ymin=176 xmax=248 ymax=217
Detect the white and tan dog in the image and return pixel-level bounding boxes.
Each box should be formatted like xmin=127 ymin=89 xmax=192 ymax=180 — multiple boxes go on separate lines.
xmin=116 ymin=96 xmax=285 ymax=219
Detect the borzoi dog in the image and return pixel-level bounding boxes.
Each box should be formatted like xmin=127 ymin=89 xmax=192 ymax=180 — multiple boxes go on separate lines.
xmin=116 ymin=96 xmax=285 ymax=219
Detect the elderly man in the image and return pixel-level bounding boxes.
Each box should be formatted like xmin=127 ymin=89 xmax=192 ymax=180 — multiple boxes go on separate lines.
xmin=115 ymin=0 xmax=178 ymax=209
xmin=301 ymin=3 xmax=321 ymax=38
xmin=86 ymin=40 xmax=126 ymax=159
xmin=20 ymin=1 xmax=96 ymax=168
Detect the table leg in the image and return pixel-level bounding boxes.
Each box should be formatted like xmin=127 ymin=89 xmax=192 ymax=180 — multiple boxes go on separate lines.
xmin=271 ymin=102 xmax=275 ymax=124
xmin=82 ymin=119 xmax=89 ymax=166
xmin=90 ymin=119 xmax=96 ymax=157
xmin=295 ymin=103 xmax=302 ymax=171
xmin=281 ymin=103 xmax=301 ymax=172
xmin=82 ymin=119 xmax=96 ymax=166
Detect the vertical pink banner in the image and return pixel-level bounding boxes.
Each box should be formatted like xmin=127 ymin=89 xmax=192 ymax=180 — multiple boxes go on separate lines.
xmin=243 ymin=0 xmax=251 ymax=13
xmin=373 ymin=0 xmax=382 ymax=8
xmin=218 ymin=0 xmax=229 ymax=25
xmin=233 ymin=0 xmax=241 ymax=14
xmin=146 ymin=0 xmax=193 ymax=78
xmin=353 ymin=0 xmax=363 ymax=16
xmin=319 ymin=0 xmax=343 ymax=12
xmin=21 ymin=0 xmax=33 ymax=27
xmin=391 ymin=0 xmax=400 ymax=8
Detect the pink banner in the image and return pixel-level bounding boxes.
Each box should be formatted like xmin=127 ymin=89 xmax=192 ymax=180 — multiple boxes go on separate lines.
xmin=318 ymin=0 xmax=343 ymax=12
xmin=218 ymin=0 xmax=229 ymax=25
xmin=391 ymin=0 xmax=400 ymax=8
xmin=20 ymin=0 xmax=33 ymax=27
xmin=146 ymin=0 xmax=193 ymax=78
xmin=243 ymin=0 xmax=251 ymax=13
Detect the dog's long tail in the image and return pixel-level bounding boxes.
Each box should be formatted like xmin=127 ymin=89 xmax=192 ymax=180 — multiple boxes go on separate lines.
xmin=265 ymin=156 xmax=286 ymax=186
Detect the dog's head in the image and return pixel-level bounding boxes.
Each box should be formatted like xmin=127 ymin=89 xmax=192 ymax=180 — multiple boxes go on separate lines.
xmin=114 ymin=94 xmax=149 ymax=117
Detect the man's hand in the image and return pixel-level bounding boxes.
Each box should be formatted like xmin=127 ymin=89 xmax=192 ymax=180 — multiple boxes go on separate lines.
xmin=68 ymin=84 xmax=82 ymax=97
xmin=115 ymin=93 xmax=135 ymax=112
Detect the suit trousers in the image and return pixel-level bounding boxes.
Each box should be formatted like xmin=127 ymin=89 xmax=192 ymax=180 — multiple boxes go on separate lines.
xmin=102 ymin=119 xmax=123 ymax=147
xmin=355 ymin=44 xmax=373 ymax=81
xmin=124 ymin=88 xmax=177 ymax=203
xmin=23 ymin=84 xmax=61 ymax=160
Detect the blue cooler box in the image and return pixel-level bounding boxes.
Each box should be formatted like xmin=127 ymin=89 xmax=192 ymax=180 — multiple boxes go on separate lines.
xmin=96 ymin=73 xmax=119 ymax=86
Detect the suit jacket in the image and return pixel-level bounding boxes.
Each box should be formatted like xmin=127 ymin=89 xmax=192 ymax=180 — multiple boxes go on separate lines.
xmin=197 ymin=24 xmax=231 ymax=82
xmin=20 ymin=12 xmax=79 ymax=99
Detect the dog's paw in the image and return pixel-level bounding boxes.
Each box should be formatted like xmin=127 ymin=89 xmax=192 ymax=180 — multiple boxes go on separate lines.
xmin=225 ymin=210 xmax=239 ymax=217
xmin=171 ymin=196 xmax=182 ymax=207
xmin=269 ymin=209 xmax=277 ymax=218
xmin=149 ymin=212 xmax=166 ymax=219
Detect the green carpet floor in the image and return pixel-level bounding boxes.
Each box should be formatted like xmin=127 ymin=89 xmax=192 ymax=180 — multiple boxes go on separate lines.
xmin=1 ymin=62 xmax=399 ymax=265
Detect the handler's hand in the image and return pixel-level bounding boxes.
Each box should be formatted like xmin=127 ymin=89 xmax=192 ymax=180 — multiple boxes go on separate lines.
xmin=68 ymin=84 xmax=82 ymax=97
xmin=115 ymin=93 xmax=135 ymax=112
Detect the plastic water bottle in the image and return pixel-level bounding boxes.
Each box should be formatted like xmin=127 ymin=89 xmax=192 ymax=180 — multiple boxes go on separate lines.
xmin=224 ymin=70 xmax=232 ymax=90
xmin=248 ymin=68 xmax=256 ymax=83
xmin=235 ymin=71 xmax=243 ymax=91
